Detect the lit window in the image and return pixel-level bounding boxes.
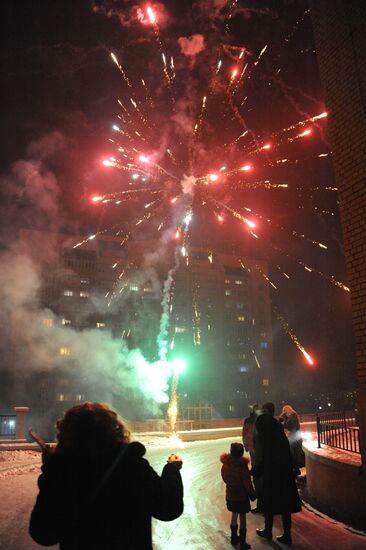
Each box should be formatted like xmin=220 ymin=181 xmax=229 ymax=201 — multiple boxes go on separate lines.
xmin=239 ymin=366 xmax=248 ymax=373
xmin=63 ymin=290 xmax=73 ymax=297
xmin=43 ymin=319 xmax=53 ymax=328
xmin=207 ymin=324 xmax=211 ymax=331
xmin=96 ymin=322 xmax=106 ymax=328
xmin=75 ymin=394 xmax=84 ymax=401
xmin=235 ymin=280 xmax=243 ymax=285
xmin=260 ymin=331 xmax=266 ymax=338
xmin=81 ymin=279 xmax=89 ymax=284
xmin=80 ymin=291 xmax=89 ymax=298
xmin=237 ymin=316 xmax=245 ymax=322
xmin=229 ymin=405 xmax=235 ymax=412
xmin=225 ymin=279 xmax=230 ymax=284
xmin=239 ymin=353 xmax=246 ymax=360
xmin=130 ymin=285 xmax=139 ymax=292
xmin=263 ymin=379 xmax=269 ymax=386
xmin=175 ymin=327 xmax=186 ymax=333
xmin=56 ymin=393 xmax=65 ymax=401
xmin=143 ymin=287 xmax=152 ymax=293
xmin=260 ymin=342 xmax=268 ymax=349
xmin=59 ymin=347 xmax=71 ymax=356
xmin=225 ymin=290 xmax=231 ymax=296
xmin=62 ymin=319 xmax=71 ymax=326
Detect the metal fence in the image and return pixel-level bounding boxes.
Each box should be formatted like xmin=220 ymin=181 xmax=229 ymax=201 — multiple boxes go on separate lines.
xmin=316 ymin=410 xmax=360 ymax=453
xmin=0 ymin=415 xmax=16 ymax=437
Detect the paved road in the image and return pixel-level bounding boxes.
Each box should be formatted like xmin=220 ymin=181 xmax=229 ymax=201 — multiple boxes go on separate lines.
xmin=0 ymin=437 xmax=365 ymax=550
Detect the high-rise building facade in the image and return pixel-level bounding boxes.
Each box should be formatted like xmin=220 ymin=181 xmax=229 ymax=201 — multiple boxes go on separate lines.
xmin=10 ymin=230 xmax=274 ymax=417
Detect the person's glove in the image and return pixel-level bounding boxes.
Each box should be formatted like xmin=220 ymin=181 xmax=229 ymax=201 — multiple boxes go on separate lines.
xmin=167 ymin=453 xmax=183 ymax=469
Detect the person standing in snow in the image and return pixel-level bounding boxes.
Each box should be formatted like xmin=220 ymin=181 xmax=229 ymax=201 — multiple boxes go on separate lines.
xmin=220 ymin=442 xmax=256 ymax=549
xmin=242 ymin=403 xmax=262 ymax=513
xmin=279 ymin=404 xmax=305 ymax=476
xmin=29 ymin=402 xmax=183 ymax=550
xmin=254 ymin=402 xmax=301 ymax=546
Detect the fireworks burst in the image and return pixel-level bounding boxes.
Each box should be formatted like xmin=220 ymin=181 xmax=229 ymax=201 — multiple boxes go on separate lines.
xmin=88 ymin=2 xmax=348 ymax=410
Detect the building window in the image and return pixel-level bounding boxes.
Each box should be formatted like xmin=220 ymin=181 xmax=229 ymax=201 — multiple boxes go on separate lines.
xmin=96 ymin=322 xmax=106 ymax=328
xmin=263 ymin=379 xmax=269 ymax=386
xmin=80 ymin=291 xmax=89 ymax=298
xmin=56 ymin=393 xmax=65 ymax=401
xmin=43 ymin=319 xmax=53 ymax=328
xmin=260 ymin=331 xmax=267 ymax=338
xmin=235 ymin=279 xmax=243 ymax=285
xmin=236 ymin=303 xmax=244 ymax=309
xmin=237 ymin=316 xmax=245 ymax=322
xmin=229 ymin=405 xmax=235 ymax=412
xmin=225 ymin=290 xmax=231 ymax=296
xmin=239 ymin=366 xmax=248 ymax=373
xmin=143 ymin=287 xmax=152 ymax=293
xmin=81 ymin=278 xmax=89 ymax=284
xmin=175 ymin=327 xmax=186 ymax=333
xmin=63 ymin=290 xmax=73 ymax=297
xmin=130 ymin=285 xmax=139 ymax=292
xmin=225 ymin=279 xmax=230 ymax=284
xmin=59 ymin=347 xmax=71 ymax=356
xmin=260 ymin=342 xmax=268 ymax=349
xmin=62 ymin=319 xmax=71 ymax=326
xmin=239 ymin=353 xmax=246 ymax=360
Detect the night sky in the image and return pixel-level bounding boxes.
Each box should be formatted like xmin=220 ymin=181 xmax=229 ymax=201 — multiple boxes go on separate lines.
xmin=0 ymin=0 xmax=357 ymax=404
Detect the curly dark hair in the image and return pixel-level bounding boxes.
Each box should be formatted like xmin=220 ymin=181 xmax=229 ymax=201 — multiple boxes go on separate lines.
xmin=55 ymin=402 xmax=130 ymax=456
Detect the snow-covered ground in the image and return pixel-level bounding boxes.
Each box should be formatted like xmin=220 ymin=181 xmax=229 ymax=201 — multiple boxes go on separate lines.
xmin=0 ymin=450 xmax=41 ymax=479
xmin=0 ymin=437 xmax=365 ymax=550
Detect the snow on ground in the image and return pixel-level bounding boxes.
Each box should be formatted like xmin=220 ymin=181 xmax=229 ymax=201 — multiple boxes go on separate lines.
xmin=0 ymin=450 xmax=41 ymax=478
xmin=1 ymin=437 xmax=366 ymax=549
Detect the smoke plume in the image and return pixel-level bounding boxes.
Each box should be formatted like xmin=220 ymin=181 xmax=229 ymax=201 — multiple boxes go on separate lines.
xmin=0 ymin=134 xmax=174 ymax=420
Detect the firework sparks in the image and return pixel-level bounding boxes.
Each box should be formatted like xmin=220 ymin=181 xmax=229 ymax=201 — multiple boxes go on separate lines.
xmin=86 ymin=4 xmax=343 ymax=405
xmin=275 ymin=310 xmax=315 ymax=366
xmin=110 ymin=52 xmax=132 ymax=88
xmin=147 ymin=6 xmax=156 ymax=24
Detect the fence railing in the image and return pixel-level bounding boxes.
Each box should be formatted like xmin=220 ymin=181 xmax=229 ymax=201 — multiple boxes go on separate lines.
xmin=316 ymin=410 xmax=360 ymax=453
xmin=129 ymin=417 xmax=243 ymax=433
xmin=0 ymin=415 xmax=16 ymax=437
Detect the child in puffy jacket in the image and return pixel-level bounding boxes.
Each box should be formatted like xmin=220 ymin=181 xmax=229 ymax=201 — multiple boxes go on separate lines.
xmin=220 ymin=442 xmax=255 ymax=549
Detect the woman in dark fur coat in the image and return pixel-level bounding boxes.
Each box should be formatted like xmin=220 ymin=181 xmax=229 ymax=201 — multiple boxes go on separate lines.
xmin=29 ymin=402 xmax=184 ymax=550
xmin=220 ymin=442 xmax=255 ymax=549
xmin=253 ymin=405 xmax=301 ymax=547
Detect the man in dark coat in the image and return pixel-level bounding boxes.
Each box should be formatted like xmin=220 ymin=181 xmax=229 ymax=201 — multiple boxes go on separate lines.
xmin=29 ymin=402 xmax=184 ymax=550
xmin=253 ymin=402 xmax=301 ymax=546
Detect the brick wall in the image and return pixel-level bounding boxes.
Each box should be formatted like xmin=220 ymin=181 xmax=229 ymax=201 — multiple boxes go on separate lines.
xmin=311 ymin=0 xmax=366 ymax=479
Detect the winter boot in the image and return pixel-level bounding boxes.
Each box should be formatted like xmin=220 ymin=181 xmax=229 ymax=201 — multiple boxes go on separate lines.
xmin=239 ymin=528 xmax=251 ymax=549
xmin=230 ymin=525 xmax=239 ymax=545
xmin=276 ymin=533 xmax=292 ymax=546
xmin=256 ymin=528 xmax=272 ymax=541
